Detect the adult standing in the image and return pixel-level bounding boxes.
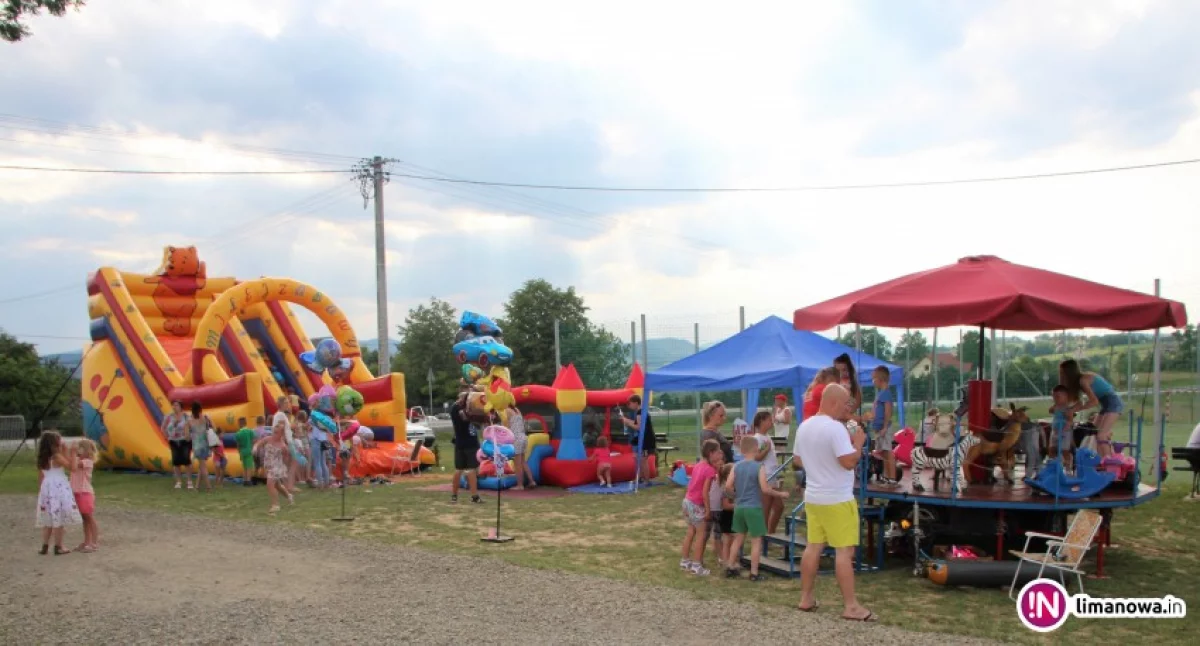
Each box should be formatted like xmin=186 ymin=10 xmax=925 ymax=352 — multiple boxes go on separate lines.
xmin=449 ymin=391 xmax=482 ymax=504
xmin=791 ymin=384 xmax=875 ymax=622
xmin=188 ymin=402 xmax=213 ymax=493
xmin=621 ymin=394 xmax=657 ymax=484
xmin=833 ymin=353 xmax=862 ymax=424
xmin=1059 ymin=359 xmax=1123 ymax=458
xmin=162 ymin=400 xmax=193 ymax=489
xmin=507 ymin=402 xmax=537 ymax=490
xmin=772 ymin=394 xmax=793 ymax=440
xmin=700 ymin=401 xmax=733 ymax=464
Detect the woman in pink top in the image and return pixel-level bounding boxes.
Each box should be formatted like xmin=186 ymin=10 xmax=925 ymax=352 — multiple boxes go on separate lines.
xmin=70 ymin=439 xmax=100 ymax=553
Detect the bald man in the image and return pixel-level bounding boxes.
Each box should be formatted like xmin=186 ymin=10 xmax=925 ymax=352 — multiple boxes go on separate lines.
xmin=791 ymin=383 xmax=875 ymax=621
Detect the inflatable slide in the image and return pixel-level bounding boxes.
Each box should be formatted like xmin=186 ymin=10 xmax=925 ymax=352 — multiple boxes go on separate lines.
xmin=80 ymin=245 xmax=433 ymax=477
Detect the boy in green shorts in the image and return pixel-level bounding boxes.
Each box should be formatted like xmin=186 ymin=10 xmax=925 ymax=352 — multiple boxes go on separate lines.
xmin=724 ymin=435 xmax=789 ymax=580
xmin=235 ymin=417 xmax=256 ymax=486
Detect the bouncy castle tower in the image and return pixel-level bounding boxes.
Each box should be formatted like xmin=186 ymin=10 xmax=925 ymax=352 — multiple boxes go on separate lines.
xmin=552 ymin=365 xmax=588 ymax=460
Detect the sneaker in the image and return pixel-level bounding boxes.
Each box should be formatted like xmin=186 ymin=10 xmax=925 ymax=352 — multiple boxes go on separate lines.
xmin=680 ymin=559 xmax=694 ymax=570
xmin=450 ymin=495 xmax=458 ymax=504
xmin=748 ymin=573 xmax=767 ymax=582
xmin=186 ymin=481 xmax=194 ymax=490
xmin=725 ymin=568 xmax=741 ymax=578
xmin=174 ymin=482 xmax=182 ymax=489
xmin=471 ymin=495 xmax=483 ymax=504
xmin=689 ymin=563 xmax=711 ymax=576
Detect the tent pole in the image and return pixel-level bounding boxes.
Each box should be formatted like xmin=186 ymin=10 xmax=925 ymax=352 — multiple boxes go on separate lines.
xmin=957 ymin=329 xmax=964 ymax=394
xmin=739 ymin=306 xmax=746 ymax=421
xmin=989 ymin=328 xmax=998 ymax=407
xmin=1126 ymin=331 xmax=1133 ymax=395
xmin=1153 ymin=279 xmax=1162 ymax=450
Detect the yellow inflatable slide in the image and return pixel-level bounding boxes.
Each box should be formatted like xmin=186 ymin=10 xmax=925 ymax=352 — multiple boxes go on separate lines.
xmin=80 ymin=246 xmax=434 ymax=477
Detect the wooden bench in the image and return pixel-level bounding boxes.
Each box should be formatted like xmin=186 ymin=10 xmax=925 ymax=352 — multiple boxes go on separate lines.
xmin=1170 ymin=446 xmax=1200 ymax=498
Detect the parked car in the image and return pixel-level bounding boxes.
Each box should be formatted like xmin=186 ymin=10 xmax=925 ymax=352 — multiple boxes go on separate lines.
xmin=452 ymin=335 xmax=513 ymax=368
xmin=405 ymin=420 xmax=436 ymax=449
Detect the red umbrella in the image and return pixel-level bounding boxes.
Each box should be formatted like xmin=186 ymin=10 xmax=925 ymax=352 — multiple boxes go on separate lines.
xmin=793 ymin=255 xmax=1187 ymax=333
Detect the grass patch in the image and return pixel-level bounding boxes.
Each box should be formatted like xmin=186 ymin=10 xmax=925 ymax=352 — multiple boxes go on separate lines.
xmin=2 ymin=406 xmax=1197 ymax=644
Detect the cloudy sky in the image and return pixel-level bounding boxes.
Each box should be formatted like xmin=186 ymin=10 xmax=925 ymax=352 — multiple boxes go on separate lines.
xmin=2 ymin=0 xmax=1198 ymax=355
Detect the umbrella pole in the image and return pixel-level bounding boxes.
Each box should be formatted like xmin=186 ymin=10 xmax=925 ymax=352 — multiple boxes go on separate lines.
xmin=977 ymin=325 xmax=985 ymax=381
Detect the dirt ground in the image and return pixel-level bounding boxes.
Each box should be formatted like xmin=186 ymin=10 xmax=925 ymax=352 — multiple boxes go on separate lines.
xmin=0 ymin=495 xmax=998 ymax=645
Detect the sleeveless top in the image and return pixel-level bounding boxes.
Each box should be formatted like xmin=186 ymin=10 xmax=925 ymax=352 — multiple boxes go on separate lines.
xmin=732 ymin=459 xmax=763 ymax=508
xmin=1089 ymin=374 xmax=1115 ymax=399
xmin=773 ymin=406 xmax=790 ymax=438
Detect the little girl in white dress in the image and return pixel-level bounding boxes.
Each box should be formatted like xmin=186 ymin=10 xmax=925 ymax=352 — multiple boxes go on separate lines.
xmin=36 ymin=431 xmax=82 ymax=555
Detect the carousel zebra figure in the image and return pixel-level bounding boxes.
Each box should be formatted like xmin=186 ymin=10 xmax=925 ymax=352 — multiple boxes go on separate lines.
xmin=910 ymin=418 xmax=980 ymax=493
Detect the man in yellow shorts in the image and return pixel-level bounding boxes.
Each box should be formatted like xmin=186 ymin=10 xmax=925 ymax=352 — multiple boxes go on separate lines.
xmin=791 ymin=384 xmax=876 ymax=622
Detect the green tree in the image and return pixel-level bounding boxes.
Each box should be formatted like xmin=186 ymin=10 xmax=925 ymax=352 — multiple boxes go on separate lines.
xmin=393 ymin=298 xmax=461 ymax=407
xmin=894 ymin=330 xmax=930 ymax=366
xmin=2 ymin=0 xmax=84 ymax=42
xmin=958 ymin=330 xmax=991 ymax=371
xmin=569 ymin=324 xmax=632 ymax=389
xmin=1169 ymin=325 xmax=1196 ymax=371
xmin=0 ymin=332 xmax=79 ymax=429
xmin=835 ymin=327 xmax=893 ymax=361
xmin=499 ymin=280 xmax=589 ymax=386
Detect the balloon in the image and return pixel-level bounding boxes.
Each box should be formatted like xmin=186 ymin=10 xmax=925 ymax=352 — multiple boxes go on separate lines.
xmin=300 ymin=339 xmax=350 ymax=374
xmin=310 ymin=410 xmax=338 ymax=436
xmin=336 ymin=386 xmax=364 ymax=417
xmin=309 ymin=385 xmax=336 ymax=414
xmin=481 ymin=425 xmax=515 ymax=444
xmin=454 ymin=328 xmax=476 ymax=344
xmin=461 ymin=364 xmax=485 ymax=384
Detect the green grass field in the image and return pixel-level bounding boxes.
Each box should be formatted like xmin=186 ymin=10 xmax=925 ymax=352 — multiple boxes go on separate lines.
xmin=3 ymin=396 xmax=1197 ymax=644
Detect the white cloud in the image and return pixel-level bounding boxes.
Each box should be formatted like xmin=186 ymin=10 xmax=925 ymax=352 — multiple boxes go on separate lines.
xmin=1 ymin=0 xmax=1197 ymax=356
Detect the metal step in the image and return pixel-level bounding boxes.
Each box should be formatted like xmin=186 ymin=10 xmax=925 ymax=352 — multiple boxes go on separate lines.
xmin=742 ymin=555 xmax=799 ymax=578
xmin=764 ymin=531 xmax=807 ymax=547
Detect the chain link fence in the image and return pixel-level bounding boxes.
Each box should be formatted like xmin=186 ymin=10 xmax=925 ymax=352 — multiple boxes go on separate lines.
xmin=552 ymin=310 xmax=1199 ymax=453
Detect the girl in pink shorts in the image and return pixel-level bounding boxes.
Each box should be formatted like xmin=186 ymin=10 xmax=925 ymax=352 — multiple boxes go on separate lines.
xmin=70 ymin=439 xmax=100 ymax=552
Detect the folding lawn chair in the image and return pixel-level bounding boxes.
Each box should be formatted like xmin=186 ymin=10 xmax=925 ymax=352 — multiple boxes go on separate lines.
xmin=1008 ymin=509 xmax=1104 ymax=598
xmin=391 ymin=438 xmax=424 ymax=477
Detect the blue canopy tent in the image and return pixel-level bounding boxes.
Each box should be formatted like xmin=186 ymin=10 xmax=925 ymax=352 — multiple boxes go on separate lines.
xmin=634 ymin=316 xmax=904 ymax=474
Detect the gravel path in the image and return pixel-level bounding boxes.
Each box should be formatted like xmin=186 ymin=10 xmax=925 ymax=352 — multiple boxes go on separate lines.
xmin=0 ymin=495 xmax=999 ymax=645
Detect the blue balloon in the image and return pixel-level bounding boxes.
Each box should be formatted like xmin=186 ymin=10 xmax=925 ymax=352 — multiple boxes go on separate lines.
xmin=301 ymin=339 xmax=344 ymax=373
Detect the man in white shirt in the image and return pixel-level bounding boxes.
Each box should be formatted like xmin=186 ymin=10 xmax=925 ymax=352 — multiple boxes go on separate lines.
xmin=791 ymin=384 xmax=874 ymax=622
xmin=1188 ymin=422 xmax=1200 ymax=448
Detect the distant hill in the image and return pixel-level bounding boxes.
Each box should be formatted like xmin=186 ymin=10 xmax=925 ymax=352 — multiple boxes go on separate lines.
xmin=41 ymin=351 xmax=82 ymax=371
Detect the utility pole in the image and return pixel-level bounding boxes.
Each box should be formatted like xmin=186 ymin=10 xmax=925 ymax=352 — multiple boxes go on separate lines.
xmin=355 ymin=156 xmax=393 ymax=377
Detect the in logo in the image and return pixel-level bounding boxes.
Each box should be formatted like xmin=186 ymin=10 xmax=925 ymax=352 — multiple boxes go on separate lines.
xmin=1016 ymin=579 xmax=1070 ymax=632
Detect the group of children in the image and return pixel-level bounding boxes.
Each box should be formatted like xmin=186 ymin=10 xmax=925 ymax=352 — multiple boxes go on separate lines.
xmin=34 ymin=432 xmax=99 ymax=555
xmin=679 ymin=428 xmax=790 ymax=580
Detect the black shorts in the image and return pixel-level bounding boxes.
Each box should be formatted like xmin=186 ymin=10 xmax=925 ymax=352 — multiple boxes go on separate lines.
xmin=454 ymin=443 xmax=480 ymax=470
xmin=717 ymin=509 xmax=734 ymax=534
xmin=169 ymin=439 xmax=192 ymax=467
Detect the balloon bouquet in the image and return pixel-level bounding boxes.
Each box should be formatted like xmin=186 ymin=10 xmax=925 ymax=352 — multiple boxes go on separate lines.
xmin=300 ymin=340 xmax=365 ymax=484
xmin=452 ymin=311 xmax=519 ymax=488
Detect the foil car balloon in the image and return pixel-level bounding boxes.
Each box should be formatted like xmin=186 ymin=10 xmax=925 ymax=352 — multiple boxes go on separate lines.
xmin=336 ymin=385 xmax=364 ymax=417
xmin=452 ymin=335 xmax=513 ymax=369
xmin=460 ymin=311 xmax=503 ymax=339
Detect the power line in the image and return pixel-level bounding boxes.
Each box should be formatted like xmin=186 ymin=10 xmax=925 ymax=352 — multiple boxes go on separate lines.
xmin=383 ymin=158 xmax=1200 ymax=192
xmin=0 ymin=164 xmax=350 ymax=176
xmin=5 ymin=156 xmax=1195 ymax=189
xmin=0 ymin=113 xmax=359 ymax=164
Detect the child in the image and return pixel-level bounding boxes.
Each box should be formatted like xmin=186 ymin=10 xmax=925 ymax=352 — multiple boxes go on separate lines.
xmin=36 ymin=431 xmax=82 ymax=555
xmin=871 ymin=366 xmax=898 ymax=486
xmin=709 ymin=462 xmax=735 ymax=571
xmin=680 ymin=439 xmax=723 ymax=576
xmin=207 ymin=424 xmax=226 ymax=488
xmin=235 ymin=417 xmax=257 ymax=486
xmin=293 ymin=410 xmax=313 ymax=486
xmin=919 ymin=408 xmax=940 ymax=447
xmin=725 ymin=435 xmax=789 ymax=580
xmin=752 ymin=412 xmax=785 ymax=536
xmin=1049 ymin=386 xmax=1075 ymax=472
xmin=69 ymin=439 xmax=99 ymax=552
xmin=255 ymin=419 xmax=294 ymax=515
xmin=593 ymin=436 xmax=614 ymax=487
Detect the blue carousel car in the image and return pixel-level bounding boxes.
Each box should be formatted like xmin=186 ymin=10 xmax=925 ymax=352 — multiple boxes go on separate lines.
xmin=452 ymin=335 xmax=513 ymax=368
